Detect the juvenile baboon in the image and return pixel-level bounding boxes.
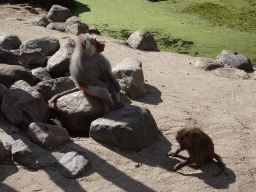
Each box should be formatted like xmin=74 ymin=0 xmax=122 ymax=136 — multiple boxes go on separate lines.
xmin=167 ymin=127 xmax=225 ymax=177
xmin=48 ymin=33 xmax=124 ymax=111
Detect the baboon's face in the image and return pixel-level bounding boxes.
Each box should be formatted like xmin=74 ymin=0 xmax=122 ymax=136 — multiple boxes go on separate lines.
xmin=175 ymin=129 xmax=187 ymax=150
xmin=90 ymin=38 xmax=105 ymax=53
xmin=82 ymin=34 xmax=105 ymax=55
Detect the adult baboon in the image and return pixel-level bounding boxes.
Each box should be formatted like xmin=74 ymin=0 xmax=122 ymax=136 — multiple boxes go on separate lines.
xmin=167 ymin=127 xmax=225 ymax=176
xmin=48 ymin=33 xmax=124 ymax=111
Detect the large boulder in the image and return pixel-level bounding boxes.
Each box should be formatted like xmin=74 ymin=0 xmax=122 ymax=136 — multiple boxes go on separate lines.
xmin=35 ymin=77 xmax=76 ymax=102
xmin=113 ymin=58 xmax=146 ymax=98
xmin=32 ymin=67 xmax=52 ymax=84
xmin=47 ymin=5 xmax=72 ymax=22
xmin=27 ymin=122 xmax=70 ymax=151
xmin=0 ymin=64 xmax=35 ymax=88
xmin=51 ymin=91 xmax=105 ymax=133
xmin=66 ymin=16 xmax=89 ymax=35
xmin=0 ymin=32 xmax=22 ymax=50
xmin=18 ymin=49 xmax=48 ymax=68
xmin=90 ymin=105 xmax=159 ymax=151
xmin=0 ymin=49 xmax=20 ymax=65
xmin=216 ymin=50 xmax=253 ymax=72
xmin=127 ymin=30 xmax=158 ymax=51
xmin=1 ymin=81 xmax=50 ymax=126
xmin=20 ymin=35 xmax=60 ymax=56
xmin=46 ymin=38 xmax=75 ymax=77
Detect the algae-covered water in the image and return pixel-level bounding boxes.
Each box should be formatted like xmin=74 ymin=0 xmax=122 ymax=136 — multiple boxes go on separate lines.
xmin=72 ymin=0 xmax=256 ymax=67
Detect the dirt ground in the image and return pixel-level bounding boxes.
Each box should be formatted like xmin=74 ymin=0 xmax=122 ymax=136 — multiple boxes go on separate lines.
xmin=0 ymin=3 xmax=256 ymax=192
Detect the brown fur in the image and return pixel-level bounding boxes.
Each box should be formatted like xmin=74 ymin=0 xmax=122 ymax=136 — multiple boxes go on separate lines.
xmin=167 ymin=127 xmax=225 ymax=176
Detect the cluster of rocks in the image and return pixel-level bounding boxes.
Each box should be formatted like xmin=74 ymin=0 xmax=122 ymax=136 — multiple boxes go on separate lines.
xmin=26 ymin=3 xmax=159 ymax=52
xmin=26 ymin=4 xmax=99 ymax=36
xmin=191 ymin=50 xmax=255 ymax=79
xmin=0 ymin=4 xmax=160 ymax=178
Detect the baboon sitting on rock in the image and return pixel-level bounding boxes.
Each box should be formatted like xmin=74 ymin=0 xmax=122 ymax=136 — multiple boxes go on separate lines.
xmin=49 ymin=33 xmax=124 ymax=112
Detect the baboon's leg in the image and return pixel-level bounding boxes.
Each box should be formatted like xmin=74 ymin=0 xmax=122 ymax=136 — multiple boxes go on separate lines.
xmin=87 ymin=86 xmax=115 ymax=109
xmin=174 ymin=156 xmax=196 ymax=170
xmin=167 ymin=147 xmax=181 ymax=157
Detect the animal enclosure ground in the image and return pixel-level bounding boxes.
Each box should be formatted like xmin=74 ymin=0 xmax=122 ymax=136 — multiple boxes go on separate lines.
xmin=1 ymin=3 xmax=256 ymax=192
xmin=73 ymin=0 xmax=256 ymax=67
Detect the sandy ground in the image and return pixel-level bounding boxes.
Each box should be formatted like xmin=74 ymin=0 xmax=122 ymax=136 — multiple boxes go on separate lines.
xmin=0 ymin=3 xmax=256 ymax=192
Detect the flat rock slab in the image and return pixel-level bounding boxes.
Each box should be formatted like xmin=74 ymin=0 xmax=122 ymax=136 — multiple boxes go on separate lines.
xmin=90 ymin=105 xmax=159 ymax=151
xmin=192 ymin=57 xmax=224 ymax=70
xmin=0 ymin=132 xmax=31 ymax=158
xmin=12 ymin=139 xmax=57 ymax=169
xmin=56 ymin=151 xmax=90 ymax=178
xmin=213 ymin=67 xmax=249 ymax=79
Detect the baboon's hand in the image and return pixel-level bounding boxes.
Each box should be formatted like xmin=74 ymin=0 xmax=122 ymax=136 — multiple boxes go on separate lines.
xmin=48 ymin=99 xmax=55 ymax=109
xmin=167 ymin=151 xmax=176 ymax=157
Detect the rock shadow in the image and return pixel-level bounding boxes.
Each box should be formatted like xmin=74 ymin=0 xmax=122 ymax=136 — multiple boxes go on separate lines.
xmin=71 ymin=1 xmax=91 ymax=16
xmin=0 ymin=163 xmax=19 ymax=192
xmin=92 ymin=132 xmax=174 ymax=171
xmin=133 ymin=84 xmax=163 ymax=105
xmin=72 ymin=143 xmax=157 ymax=192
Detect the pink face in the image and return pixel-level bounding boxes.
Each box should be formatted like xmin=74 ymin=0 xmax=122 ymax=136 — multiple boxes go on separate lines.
xmin=90 ymin=39 xmax=105 ymax=53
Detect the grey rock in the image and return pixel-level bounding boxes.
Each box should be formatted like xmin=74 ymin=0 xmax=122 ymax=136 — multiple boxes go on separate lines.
xmin=68 ymin=23 xmax=89 ymax=36
xmin=0 ymin=139 xmax=6 ymax=164
xmin=56 ymin=151 xmax=90 ymax=178
xmin=90 ymin=105 xmax=159 ymax=151
xmin=66 ymin=16 xmax=86 ymax=27
xmin=0 ymin=64 xmax=35 ymax=88
xmin=213 ymin=67 xmax=249 ymax=79
xmin=192 ymin=57 xmax=224 ymax=70
xmin=20 ymin=35 xmax=60 ymax=56
xmin=52 ymin=91 xmax=105 ymax=132
xmin=217 ymin=50 xmax=253 ymax=72
xmin=47 ymin=5 xmax=72 ymax=22
xmin=0 ymin=132 xmax=31 ymax=158
xmin=113 ymin=58 xmax=146 ymax=98
xmin=18 ymin=49 xmax=48 ymax=68
xmin=28 ymin=16 xmax=50 ymax=27
xmin=27 ymin=122 xmax=70 ymax=151
xmin=47 ymin=23 xmax=66 ymax=32
xmin=127 ymin=30 xmax=158 ymax=51
xmin=0 ymin=32 xmax=22 ymax=50
xmin=88 ymin=25 xmax=100 ymax=35
xmin=12 ymin=139 xmax=57 ymax=169
xmin=46 ymin=38 xmax=75 ymax=77
xmin=0 ymin=49 xmax=20 ymax=65
xmin=35 ymin=77 xmax=76 ymax=101
xmin=32 ymin=67 xmax=52 ymax=84
xmin=1 ymin=80 xmax=50 ymax=126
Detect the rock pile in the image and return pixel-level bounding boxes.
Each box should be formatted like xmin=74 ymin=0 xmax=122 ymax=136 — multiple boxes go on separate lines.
xmin=0 ymin=4 xmax=159 ymax=178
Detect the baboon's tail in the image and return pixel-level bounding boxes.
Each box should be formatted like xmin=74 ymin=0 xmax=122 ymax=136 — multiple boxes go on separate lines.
xmin=48 ymin=87 xmax=80 ymax=108
xmin=212 ymin=153 xmax=225 ymax=177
